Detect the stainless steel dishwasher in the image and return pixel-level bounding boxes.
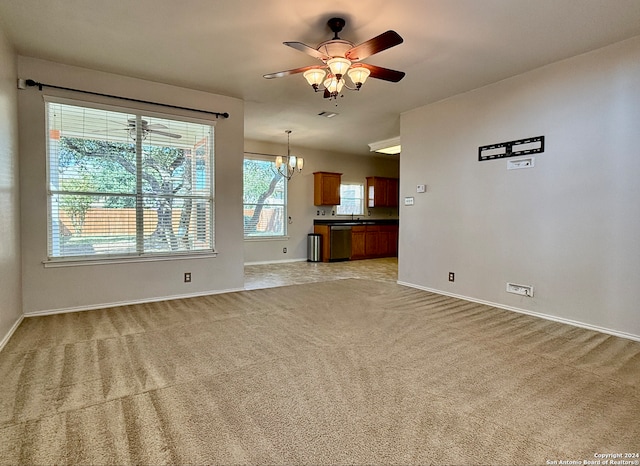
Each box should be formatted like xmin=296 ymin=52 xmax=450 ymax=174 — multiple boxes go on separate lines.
xmin=330 ymin=225 xmax=352 ymax=261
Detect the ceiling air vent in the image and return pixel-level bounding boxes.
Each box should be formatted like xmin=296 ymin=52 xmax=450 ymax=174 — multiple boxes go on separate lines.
xmin=318 ymin=111 xmax=339 ymax=118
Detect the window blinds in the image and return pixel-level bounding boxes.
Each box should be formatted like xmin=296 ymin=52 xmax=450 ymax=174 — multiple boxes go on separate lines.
xmin=46 ymin=100 xmax=215 ymax=259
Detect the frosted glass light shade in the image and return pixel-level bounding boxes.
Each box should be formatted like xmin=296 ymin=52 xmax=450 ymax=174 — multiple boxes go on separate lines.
xmin=275 ymin=156 xmax=283 ymax=168
xmin=324 ymin=75 xmax=345 ymax=94
xmin=303 ymin=68 xmax=326 ymax=87
xmin=327 ymin=57 xmax=351 ymax=76
xmin=348 ymin=66 xmax=371 ymax=86
xmin=297 ymin=157 xmax=304 ymax=170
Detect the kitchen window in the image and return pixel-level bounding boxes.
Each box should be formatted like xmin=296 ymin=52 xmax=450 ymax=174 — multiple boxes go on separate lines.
xmin=46 ymin=99 xmax=215 ymax=261
xmin=243 ymin=155 xmax=287 ymax=238
xmin=337 ymin=183 xmax=364 ymax=216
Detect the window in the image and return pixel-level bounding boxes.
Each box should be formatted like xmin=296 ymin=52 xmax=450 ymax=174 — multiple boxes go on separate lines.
xmin=46 ymin=99 xmax=215 ymax=260
xmin=337 ymin=183 xmax=364 ymax=215
xmin=243 ymin=156 xmax=286 ymax=237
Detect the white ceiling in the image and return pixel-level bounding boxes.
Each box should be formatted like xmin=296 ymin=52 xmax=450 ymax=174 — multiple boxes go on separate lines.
xmin=1 ymin=0 xmax=640 ymax=156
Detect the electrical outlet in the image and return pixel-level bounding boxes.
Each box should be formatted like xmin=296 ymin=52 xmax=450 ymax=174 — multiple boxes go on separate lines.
xmin=283 ymin=247 xmax=287 ymax=253
xmin=449 ymin=272 xmax=455 ymax=282
xmin=184 ymin=272 xmax=191 ymax=283
xmin=507 ymin=157 xmax=535 ymax=170
xmin=506 ymin=282 xmax=533 ymax=297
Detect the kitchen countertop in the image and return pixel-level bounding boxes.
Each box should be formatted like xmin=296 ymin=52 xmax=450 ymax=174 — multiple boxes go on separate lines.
xmin=313 ymin=218 xmax=399 ymax=226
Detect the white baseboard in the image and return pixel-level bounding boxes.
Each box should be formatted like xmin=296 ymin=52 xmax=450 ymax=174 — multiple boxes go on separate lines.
xmin=0 ymin=315 xmax=24 ymax=352
xmin=244 ymin=258 xmax=308 ymax=266
xmin=23 ymin=287 xmax=245 ymax=317
xmin=397 ymin=281 xmax=640 ymax=343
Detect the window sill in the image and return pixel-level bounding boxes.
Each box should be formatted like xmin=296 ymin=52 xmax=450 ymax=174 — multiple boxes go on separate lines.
xmin=244 ymin=236 xmax=290 ymax=242
xmin=43 ymin=251 xmax=218 ymax=268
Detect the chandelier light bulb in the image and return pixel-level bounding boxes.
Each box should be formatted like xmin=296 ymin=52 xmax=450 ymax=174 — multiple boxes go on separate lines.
xmin=273 ymin=130 xmax=303 ymax=181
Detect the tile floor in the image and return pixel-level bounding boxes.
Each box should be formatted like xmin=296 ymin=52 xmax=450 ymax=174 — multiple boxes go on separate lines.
xmin=244 ymin=257 xmax=398 ymax=290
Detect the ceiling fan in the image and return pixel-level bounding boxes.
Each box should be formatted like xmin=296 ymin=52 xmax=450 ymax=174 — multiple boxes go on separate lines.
xmin=126 ymin=119 xmax=182 ymax=139
xmin=263 ymin=17 xmax=405 ymax=99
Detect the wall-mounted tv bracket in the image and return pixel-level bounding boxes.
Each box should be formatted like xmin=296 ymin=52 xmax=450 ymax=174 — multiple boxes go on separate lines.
xmin=478 ymin=135 xmax=544 ymax=162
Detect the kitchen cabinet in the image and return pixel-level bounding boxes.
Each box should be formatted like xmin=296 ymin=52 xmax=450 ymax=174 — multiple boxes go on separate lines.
xmin=366 ymin=176 xmax=399 ymax=208
xmin=313 ymin=225 xmax=331 ymax=262
xmin=314 ymin=172 xmax=342 ymax=206
xmin=314 ymin=221 xmax=398 ymax=262
xmin=385 ymin=225 xmax=399 ymax=256
xmin=350 ymin=224 xmax=398 ymax=259
xmin=351 ymin=226 xmax=366 ymax=259
xmin=378 ymin=225 xmax=398 ymax=257
xmin=365 ymin=226 xmax=380 ymax=256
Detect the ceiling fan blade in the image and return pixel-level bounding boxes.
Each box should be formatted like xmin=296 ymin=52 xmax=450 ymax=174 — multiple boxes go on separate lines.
xmin=264 ymin=65 xmax=326 ymax=79
xmin=358 ymin=63 xmax=405 ymax=82
xmin=146 ymin=123 xmax=169 ymax=130
xmin=148 ymin=129 xmax=182 ymax=139
xmin=284 ymin=41 xmax=330 ymax=61
xmin=359 ymin=63 xmax=405 ymax=82
xmin=345 ymin=30 xmax=403 ymax=61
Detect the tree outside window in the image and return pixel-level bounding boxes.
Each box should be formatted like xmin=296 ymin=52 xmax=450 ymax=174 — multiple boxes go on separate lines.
xmin=243 ymin=157 xmax=286 ymax=237
xmin=47 ymin=101 xmax=214 ymax=259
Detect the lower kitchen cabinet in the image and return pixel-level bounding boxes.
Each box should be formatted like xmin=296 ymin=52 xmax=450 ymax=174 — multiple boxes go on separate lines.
xmin=351 ymin=226 xmax=366 ymax=259
xmin=365 ymin=226 xmax=380 ymax=256
xmin=385 ymin=225 xmax=399 ymax=256
xmin=351 ymin=224 xmax=398 ymax=259
xmin=313 ymin=225 xmax=331 ymax=262
xmin=313 ymin=222 xmax=398 ymax=262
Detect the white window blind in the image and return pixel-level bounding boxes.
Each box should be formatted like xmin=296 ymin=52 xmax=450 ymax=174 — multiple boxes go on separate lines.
xmin=46 ymin=100 xmax=215 ymax=260
xmin=337 ymin=183 xmax=364 ymax=215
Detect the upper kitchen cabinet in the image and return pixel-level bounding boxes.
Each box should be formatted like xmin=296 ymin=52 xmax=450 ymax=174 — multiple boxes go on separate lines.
xmin=366 ymin=176 xmax=399 ymax=208
xmin=314 ymin=172 xmax=342 ymax=206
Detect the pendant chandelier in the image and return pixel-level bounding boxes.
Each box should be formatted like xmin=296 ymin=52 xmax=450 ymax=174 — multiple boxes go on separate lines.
xmin=273 ymin=130 xmax=303 ymax=180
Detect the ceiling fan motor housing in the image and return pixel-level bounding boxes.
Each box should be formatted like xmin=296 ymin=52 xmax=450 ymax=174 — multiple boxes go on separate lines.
xmin=316 ymin=40 xmax=354 ymax=60
xmin=327 ymin=17 xmax=346 ymax=39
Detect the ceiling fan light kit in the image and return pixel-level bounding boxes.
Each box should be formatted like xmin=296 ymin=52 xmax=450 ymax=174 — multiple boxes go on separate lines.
xmin=264 ymin=17 xmax=405 ymax=101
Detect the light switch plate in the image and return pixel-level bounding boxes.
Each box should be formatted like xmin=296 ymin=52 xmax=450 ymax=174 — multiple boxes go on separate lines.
xmin=416 ymin=184 xmax=426 ymax=193
xmin=404 ymin=197 xmax=415 ymax=206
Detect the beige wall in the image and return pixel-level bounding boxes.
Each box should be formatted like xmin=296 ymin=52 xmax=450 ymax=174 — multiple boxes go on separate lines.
xmin=18 ymin=57 xmax=245 ymax=315
xmin=243 ymin=140 xmax=399 ymax=264
xmin=0 ymin=25 xmax=22 ymax=348
xmin=399 ymin=36 xmax=640 ymax=340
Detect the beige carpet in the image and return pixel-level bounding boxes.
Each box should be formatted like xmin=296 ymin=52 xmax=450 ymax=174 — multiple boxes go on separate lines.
xmin=0 ymin=279 xmax=638 ymax=465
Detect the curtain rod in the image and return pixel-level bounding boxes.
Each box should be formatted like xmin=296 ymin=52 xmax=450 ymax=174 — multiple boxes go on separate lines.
xmin=23 ymin=79 xmax=230 ymax=119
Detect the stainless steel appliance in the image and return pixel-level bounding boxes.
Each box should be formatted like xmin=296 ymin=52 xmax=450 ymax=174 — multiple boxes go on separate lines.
xmin=330 ymin=225 xmax=352 ymax=261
